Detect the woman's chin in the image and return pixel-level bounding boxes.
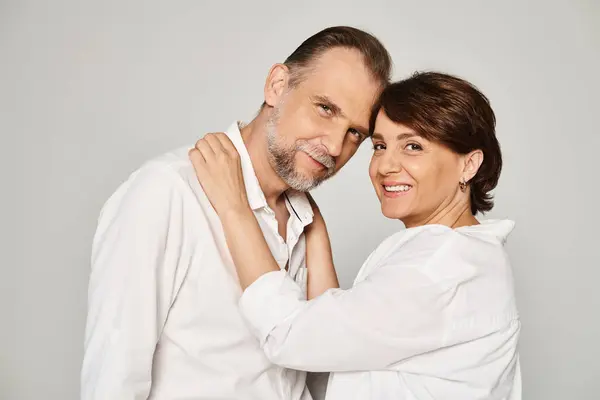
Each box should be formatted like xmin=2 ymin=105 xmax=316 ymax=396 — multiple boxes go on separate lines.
xmin=381 ymin=204 xmax=409 ymax=221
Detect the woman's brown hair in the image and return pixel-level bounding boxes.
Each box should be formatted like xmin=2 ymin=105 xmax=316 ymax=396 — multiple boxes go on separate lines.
xmin=369 ymin=71 xmax=502 ymax=215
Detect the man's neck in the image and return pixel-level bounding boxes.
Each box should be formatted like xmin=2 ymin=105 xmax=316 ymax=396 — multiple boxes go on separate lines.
xmin=239 ymin=113 xmax=289 ymax=206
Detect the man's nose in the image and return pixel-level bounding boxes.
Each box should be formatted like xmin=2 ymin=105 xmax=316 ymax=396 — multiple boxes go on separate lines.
xmin=321 ymin=128 xmax=346 ymax=157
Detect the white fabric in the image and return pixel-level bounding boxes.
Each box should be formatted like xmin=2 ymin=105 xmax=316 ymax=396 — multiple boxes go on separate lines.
xmin=240 ymin=220 xmax=521 ymax=400
xmin=81 ymin=122 xmax=315 ymax=400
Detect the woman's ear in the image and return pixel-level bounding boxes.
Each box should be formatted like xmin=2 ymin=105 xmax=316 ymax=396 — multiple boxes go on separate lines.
xmin=462 ymin=149 xmax=484 ymax=182
xmin=264 ymin=64 xmax=290 ymax=107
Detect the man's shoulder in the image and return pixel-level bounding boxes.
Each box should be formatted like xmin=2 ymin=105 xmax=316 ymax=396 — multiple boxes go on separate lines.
xmin=101 ymin=145 xmax=204 ymax=213
xmin=126 ymin=145 xmax=200 ymax=191
xmin=139 ymin=145 xmax=195 ymax=180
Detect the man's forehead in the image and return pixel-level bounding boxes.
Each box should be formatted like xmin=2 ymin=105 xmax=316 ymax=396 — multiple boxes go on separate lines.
xmin=307 ymin=52 xmax=370 ymax=79
xmin=311 ymin=47 xmax=366 ymax=67
xmin=301 ymin=65 xmax=379 ymax=108
xmin=307 ymin=51 xmax=377 ymax=84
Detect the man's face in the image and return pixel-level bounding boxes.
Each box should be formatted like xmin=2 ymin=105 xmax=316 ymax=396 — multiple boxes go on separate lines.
xmin=265 ymin=48 xmax=382 ymax=191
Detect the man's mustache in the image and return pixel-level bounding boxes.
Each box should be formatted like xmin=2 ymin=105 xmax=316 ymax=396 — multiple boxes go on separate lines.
xmin=296 ymin=142 xmax=335 ymax=171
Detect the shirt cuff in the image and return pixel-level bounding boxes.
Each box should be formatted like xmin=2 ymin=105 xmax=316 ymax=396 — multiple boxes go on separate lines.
xmin=239 ymin=270 xmax=305 ymax=345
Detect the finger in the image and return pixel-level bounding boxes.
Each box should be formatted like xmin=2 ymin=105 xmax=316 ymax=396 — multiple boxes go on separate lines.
xmin=195 ymin=133 xmax=221 ymax=155
xmin=195 ymin=137 xmax=216 ymax=164
xmin=188 ymin=149 xmax=214 ymax=204
xmin=203 ymin=132 xmax=227 ymax=156
xmin=194 ymin=133 xmax=217 ymax=151
xmin=188 ymin=148 xmax=206 ymax=174
xmin=214 ymin=132 xmax=239 ymax=158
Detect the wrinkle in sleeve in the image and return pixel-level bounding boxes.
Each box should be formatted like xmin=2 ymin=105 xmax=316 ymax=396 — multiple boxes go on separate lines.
xmin=239 ymin=250 xmax=451 ymax=373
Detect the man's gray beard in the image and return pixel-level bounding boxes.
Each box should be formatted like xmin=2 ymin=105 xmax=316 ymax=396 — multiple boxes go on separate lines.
xmin=266 ymin=107 xmax=336 ymax=192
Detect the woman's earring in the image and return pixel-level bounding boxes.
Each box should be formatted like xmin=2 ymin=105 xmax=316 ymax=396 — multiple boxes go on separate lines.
xmin=459 ymin=178 xmax=468 ymax=192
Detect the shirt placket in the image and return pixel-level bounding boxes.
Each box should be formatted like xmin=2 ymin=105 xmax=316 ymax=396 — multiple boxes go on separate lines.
xmin=260 ymin=207 xmax=290 ymax=271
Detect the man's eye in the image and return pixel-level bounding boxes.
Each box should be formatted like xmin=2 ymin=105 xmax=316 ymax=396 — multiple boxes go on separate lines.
xmin=318 ymin=104 xmax=332 ymax=114
xmin=348 ymin=128 xmax=362 ymax=139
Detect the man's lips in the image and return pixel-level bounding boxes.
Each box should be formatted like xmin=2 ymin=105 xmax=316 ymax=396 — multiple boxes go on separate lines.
xmin=300 ymin=150 xmax=332 ymax=171
xmin=306 ymin=153 xmax=325 ymax=169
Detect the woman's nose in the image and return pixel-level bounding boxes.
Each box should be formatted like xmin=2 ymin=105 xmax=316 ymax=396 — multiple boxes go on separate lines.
xmin=378 ymin=151 xmax=403 ymax=176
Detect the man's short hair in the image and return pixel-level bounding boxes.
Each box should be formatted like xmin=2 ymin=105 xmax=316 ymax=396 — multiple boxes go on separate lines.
xmin=283 ymin=26 xmax=392 ymax=88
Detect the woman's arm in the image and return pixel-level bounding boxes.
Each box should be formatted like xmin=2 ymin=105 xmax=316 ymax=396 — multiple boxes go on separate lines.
xmin=189 ymin=133 xmax=338 ymax=296
xmin=219 ymin=205 xmax=282 ymax=288
xmin=217 ymin=201 xmax=340 ymax=298
xmin=304 ymin=195 xmax=339 ymax=299
xmin=238 ymin=266 xmax=447 ymax=372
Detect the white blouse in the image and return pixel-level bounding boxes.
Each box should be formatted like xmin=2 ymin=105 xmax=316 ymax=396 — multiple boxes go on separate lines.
xmin=240 ymin=220 xmax=521 ymax=399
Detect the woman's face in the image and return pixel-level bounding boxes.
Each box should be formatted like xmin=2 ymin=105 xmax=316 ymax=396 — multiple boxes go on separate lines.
xmin=369 ymin=111 xmax=470 ymax=226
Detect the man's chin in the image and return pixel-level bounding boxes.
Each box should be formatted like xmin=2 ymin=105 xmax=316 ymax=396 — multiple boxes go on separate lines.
xmin=287 ymin=180 xmax=317 ymax=192
xmin=277 ymin=162 xmax=334 ymax=192
xmin=283 ymin=174 xmax=319 ymax=192
xmin=294 ymin=174 xmax=333 ymax=192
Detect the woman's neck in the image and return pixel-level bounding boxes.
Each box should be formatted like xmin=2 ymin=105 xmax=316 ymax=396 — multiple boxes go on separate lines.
xmin=403 ymin=196 xmax=479 ymax=229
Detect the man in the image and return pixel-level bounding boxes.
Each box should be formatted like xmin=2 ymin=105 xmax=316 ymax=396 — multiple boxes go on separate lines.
xmin=81 ymin=26 xmax=391 ymax=399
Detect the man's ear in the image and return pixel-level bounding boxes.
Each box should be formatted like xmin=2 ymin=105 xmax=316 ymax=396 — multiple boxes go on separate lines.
xmin=462 ymin=149 xmax=484 ymax=182
xmin=264 ymin=63 xmax=290 ymax=107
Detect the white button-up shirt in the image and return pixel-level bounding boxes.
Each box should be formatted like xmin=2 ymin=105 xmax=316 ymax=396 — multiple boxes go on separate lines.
xmin=240 ymin=220 xmax=522 ymax=400
xmin=81 ymin=122 xmax=315 ymax=399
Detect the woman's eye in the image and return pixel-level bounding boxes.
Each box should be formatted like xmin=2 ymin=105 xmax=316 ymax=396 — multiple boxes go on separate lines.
xmin=372 ymin=143 xmax=386 ymax=151
xmin=405 ymin=143 xmax=422 ymax=151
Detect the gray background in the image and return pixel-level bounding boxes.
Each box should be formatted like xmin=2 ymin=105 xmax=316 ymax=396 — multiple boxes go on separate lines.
xmin=2 ymin=0 xmax=599 ymax=399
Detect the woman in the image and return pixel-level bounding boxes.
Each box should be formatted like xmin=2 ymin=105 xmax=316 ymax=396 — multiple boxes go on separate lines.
xmin=189 ymin=72 xmax=520 ymax=399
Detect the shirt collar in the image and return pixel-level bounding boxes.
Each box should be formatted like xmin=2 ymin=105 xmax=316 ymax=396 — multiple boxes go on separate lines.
xmin=284 ymin=189 xmax=314 ymax=226
xmin=456 ymin=219 xmax=515 ymax=244
xmin=224 ymin=121 xmax=314 ymax=226
xmin=224 ymin=121 xmax=267 ymax=211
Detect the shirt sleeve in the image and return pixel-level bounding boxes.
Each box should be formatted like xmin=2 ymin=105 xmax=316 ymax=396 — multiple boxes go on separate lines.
xmin=81 ymin=164 xmax=191 ymax=399
xmin=238 ymin=228 xmax=455 ymax=372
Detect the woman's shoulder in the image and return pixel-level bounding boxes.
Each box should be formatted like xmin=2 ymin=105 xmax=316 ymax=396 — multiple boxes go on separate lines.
xmin=355 ymin=220 xmax=519 ymax=323
xmin=372 ymin=219 xmax=516 ymax=269
xmin=454 ymin=219 xmax=516 ymax=245
xmin=360 ymin=225 xmax=457 ymax=275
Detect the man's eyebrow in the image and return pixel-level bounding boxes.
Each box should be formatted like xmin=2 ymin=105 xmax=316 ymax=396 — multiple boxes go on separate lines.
xmin=312 ymin=95 xmax=342 ymax=116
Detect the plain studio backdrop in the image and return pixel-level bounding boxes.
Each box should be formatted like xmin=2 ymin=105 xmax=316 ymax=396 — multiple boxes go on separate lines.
xmin=2 ymin=0 xmax=599 ymax=399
